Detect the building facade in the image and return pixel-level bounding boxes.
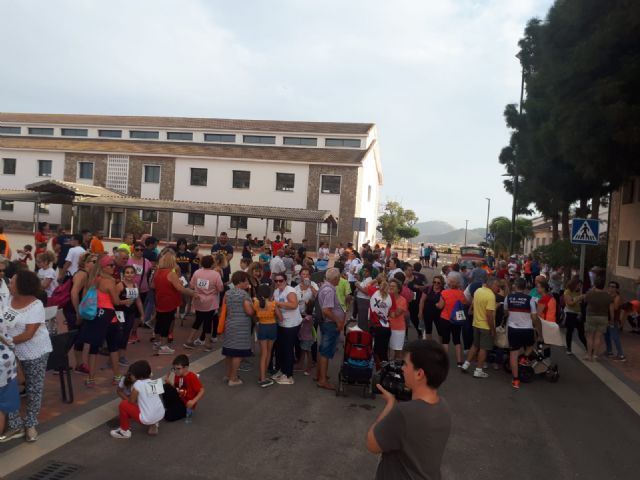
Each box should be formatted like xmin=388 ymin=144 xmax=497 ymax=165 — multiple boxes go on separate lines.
xmin=0 ymin=113 xmax=383 ymax=246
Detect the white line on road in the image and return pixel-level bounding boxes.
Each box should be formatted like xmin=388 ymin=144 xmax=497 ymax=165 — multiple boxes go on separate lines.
xmin=0 ymin=349 xmax=224 ymax=479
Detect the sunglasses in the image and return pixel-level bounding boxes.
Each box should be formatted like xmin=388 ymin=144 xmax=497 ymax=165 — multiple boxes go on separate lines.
xmin=274 ymin=279 xmax=286 ymax=283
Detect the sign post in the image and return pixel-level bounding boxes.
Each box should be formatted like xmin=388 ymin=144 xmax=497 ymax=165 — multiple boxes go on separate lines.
xmin=571 ymin=218 xmax=600 ymax=285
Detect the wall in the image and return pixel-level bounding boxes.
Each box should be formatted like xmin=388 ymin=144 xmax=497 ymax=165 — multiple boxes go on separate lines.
xmin=356 ymin=149 xmax=380 ymax=245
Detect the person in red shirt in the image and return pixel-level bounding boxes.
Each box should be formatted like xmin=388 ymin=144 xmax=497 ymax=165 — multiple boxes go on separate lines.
xmin=34 ymin=222 xmax=50 ymax=259
xmin=167 ymin=355 xmax=204 ymax=410
xmin=536 ymin=280 xmax=557 ymax=326
xmin=271 ymin=235 xmax=284 ymax=257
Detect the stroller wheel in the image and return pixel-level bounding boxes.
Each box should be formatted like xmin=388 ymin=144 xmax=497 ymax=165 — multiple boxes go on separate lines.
xmin=519 ymin=366 xmax=535 ymax=383
xmin=546 ymin=366 xmax=560 ymax=383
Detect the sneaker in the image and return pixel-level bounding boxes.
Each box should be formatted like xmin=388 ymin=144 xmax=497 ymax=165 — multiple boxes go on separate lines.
xmin=271 ymin=370 xmax=284 ymax=380
xmin=112 ymin=375 xmax=123 ymax=386
xmin=203 ymin=343 xmax=214 ymax=352
xmin=511 ymin=378 xmax=521 ymax=389
xmin=0 ymin=428 xmax=25 ymax=443
xmin=473 ymin=369 xmax=489 ymax=379
xmin=85 ymin=378 xmax=96 ymax=388
xmin=460 ymin=361 xmax=470 ymax=373
xmin=147 ymin=423 xmax=159 ymax=436
xmin=616 ymin=355 xmax=627 ymax=362
xmin=128 ymin=334 xmax=139 ymax=344
xmin=258 ymin=379 xmax=275 ymax=388
xmin=303 ymin=369 xmax=312 ymax=376
xmin=119 ymin=357 xmax=129 ymax=367
xmin=228 ymin=378 xmax=243 ymax=387
xmin=193 ymin=339 xmax=205 ymax=346
xmin=158 ymin=345 xmax=175 ymax=355
xmin=566 ymin=350 xmax=574 ymax=356
xmin=183 ymin=342 xmax=196 ymax=350
xmin=110 ymin=428 xmax=132 ymax=439
xmin=238 ymin=361 xmax=252 ymax=372
xmin=518 ymin=357 xmax=531 ymax=366
xmin=25 ymin=427 xmax=38 ymax=442
xmin=210 ymin=337 xmax=218 ymax=343
xmin=276 ymin=375 xmax=295 ymax=385
xmin=74 ymin=364 xmax=90 ymax=375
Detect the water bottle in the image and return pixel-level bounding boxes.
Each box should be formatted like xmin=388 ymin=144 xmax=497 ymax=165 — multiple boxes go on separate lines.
xmin=185 ymin=408 xmax=193 ymax=424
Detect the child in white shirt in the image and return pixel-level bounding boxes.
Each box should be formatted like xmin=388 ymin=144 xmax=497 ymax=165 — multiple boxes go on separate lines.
xmin=110 ymin=360 xmax=165 ymax=439
xmin=36 ymin=252 xmax=57 ymax=299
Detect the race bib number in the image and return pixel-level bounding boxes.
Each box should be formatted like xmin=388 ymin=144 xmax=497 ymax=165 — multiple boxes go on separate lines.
xmin=180 ymin=276 xmax=188 ymax=287
xmin=145 ymin=378 xmax=164 ymax=396
xmin=455 ymin=310 xmax=466 ymax=322
xmin=134 ymin=264 xmax=144 ymax=276
xmin=197 ymin=278 xmax=209 ymax=289
xmin=125 ymin=288 xmax=138 ymax=299
xmin=115 ymin=311 xmax=126 ymax=323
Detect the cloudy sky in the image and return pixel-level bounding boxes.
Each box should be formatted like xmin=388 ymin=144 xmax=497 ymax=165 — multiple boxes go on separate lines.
xmin=0 ymin=0 xmax=553 ymax=229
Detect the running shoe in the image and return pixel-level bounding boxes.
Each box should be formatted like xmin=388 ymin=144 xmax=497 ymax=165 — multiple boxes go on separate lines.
xmin=0 ymin=428 xmax=25 ymax=443
xmin=110 ymin=428 xmax=132 ymax=439
xmin=158 ymin=345 xmax=175 ymax=355
xmin=147 ymin=423 xmax=159 ymax=436
xmin=460 ymin=361 xmax=470 ymax=373
xmin=119 ymin=357 xmax=129 ymax=367
xmin=238 ymin=361 xmax=252 ymax=372
xmin=258 ymin=379 xmax=275 ymax=388
xmin=193 ymin=339 xmax=205 ymax=346
xmin=276 ymin=375 xmax=295 ymax=385
xmin=473 ymin=369 xmax=489 ymax=379
xmin=74 ymin=364 xmax=90 ymax=375
xmin=183 ymin=342 xmax=196 ymax=349
xmin=228 ymin=378 xmax=243 ymax=387
xmin=128 ymin=334 xmax=139 ymax=344
xmin=26 ymin=427 xmax=38 ymax=443
xmin=271 ymin=370 xmax=284 ymax=380
xmin=511 ymin=378 xmax=521 ymax=389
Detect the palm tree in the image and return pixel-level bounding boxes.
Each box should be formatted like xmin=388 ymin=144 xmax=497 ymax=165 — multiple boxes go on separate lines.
xmin=489 ymin=216 xmax=534 ymax=256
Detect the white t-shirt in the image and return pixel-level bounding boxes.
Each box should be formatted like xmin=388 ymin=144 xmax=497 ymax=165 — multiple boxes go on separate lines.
xmin=2 ymin=299 xmax=52 ymax=361
xmin=347 ymin=258 xmax=362 ymax=282
xmin=273 ymin=285 xmax=303 ymax=328
xmin=387 ymin=268 xmax=403 ymax=281
xmin=505 ymin=292 xmax=537 ymax=329
xmin=318 ymin=247 xmax=330 ymax=260
xmin=294 ymin=282 xmax=319 ymax=314
xmin=37 ymin=267 xmax=58 ymax=297
xmin=133 ymin=378 xmax=165 ymax=425
xmin=0 ymin=280 xmax=9 ymax=310
xmin=65 ymin=245 xmax=86 ymax=275
xmin=269 ymin=256 xmax=286 ymax=275
xmin=356 ymin=277 xmax=373 ymax=299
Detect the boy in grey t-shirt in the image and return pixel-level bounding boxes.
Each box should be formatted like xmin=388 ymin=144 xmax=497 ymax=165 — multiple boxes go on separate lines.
xmin=367 ymin=340 xmax=451 ymax=480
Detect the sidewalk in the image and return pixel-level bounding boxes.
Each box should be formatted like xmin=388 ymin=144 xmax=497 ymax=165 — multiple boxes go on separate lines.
xmin=594 ymin=328 xmax=640 ymax=394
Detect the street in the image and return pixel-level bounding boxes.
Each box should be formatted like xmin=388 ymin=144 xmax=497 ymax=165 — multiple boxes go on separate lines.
xmin=7 ymin=336 xmax=640 ymax=480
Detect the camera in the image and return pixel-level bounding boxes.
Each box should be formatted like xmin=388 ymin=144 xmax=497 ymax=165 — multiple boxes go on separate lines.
xmin=378 ymin=360 xmax=411 ymax=401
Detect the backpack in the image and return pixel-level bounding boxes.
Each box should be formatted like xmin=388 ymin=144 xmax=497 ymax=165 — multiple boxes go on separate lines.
xmin=49 ymin=276 xmax=72 ymax=308
xmin=449 ymin=300 xmax=467 ymax=326
xmin=345 ymin=330 xmax=373 ymax=361
xmin=79 ymin=286 xmax=98 ymax=320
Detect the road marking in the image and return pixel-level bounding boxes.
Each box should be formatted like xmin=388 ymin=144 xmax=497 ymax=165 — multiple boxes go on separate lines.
xmin=573 ymin=343 xmax=640 ymax=416
xmin=0 ymin=349 xmax=224 ymax=478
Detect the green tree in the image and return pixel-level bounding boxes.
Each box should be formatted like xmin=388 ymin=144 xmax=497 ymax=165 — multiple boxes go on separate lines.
xmin=377 ymin=201 xmax=418 ymax=243
xmin=489 ymin=216 xmax=534 ymax=257
xmin=125 ymin=213 xmax=146 ymax=237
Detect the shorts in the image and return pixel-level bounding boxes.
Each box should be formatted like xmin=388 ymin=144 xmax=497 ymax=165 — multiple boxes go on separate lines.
xmin=300 ymin=339 xmax=313 ymax=351
xmin=472 ymin=327 xmax=494 ymax=351
xmin=508 ymin=327 xmax=535 ymax=351
xmin=318 ymin=321 xmax=340 ymax=359
xmin=435 ymin=317 xmax=462 ymax=345
xmin=389 ymin=330 xmax=406 ymax=351
xmin=222 ymin=347 xmax=253 ymax=358
xmin=257 ymin=323 xmax=278 ymax=341
xmin=585 ymin=315 xmax=608 ymax=334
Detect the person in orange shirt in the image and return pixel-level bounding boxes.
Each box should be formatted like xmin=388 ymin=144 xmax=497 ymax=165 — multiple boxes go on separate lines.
xmin=90 ymin=230 xmax=106 ymax=254
xmin=0 ymin=225 xmax=11 ymax=259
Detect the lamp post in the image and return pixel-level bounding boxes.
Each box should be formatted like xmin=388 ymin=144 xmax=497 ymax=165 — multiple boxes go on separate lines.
xmin=464 ymin=219 xmax=469 ymax=246
xmin=510 ymin=55 xmax=525 ymax=255
xmin=485 ymin=197 xmax=491 ymax=243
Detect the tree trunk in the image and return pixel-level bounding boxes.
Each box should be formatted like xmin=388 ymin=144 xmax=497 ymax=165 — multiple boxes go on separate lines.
xmin=577 ymin=198 xmax=588 ymax=218
xmin=591 ymin=194 xmax=600 ymax=219
xmin=551 ymin=211 xmax=560 ymax=242
xmin=561 ymin=204 xmax=570 ymax=240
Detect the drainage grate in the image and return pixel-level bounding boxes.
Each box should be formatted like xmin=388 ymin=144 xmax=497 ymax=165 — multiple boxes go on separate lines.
xmin=29 ymin=461 xmax=83 ymax=480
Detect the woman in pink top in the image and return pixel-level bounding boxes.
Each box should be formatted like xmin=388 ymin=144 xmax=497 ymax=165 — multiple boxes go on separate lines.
xmin=126 ymin=242 xmax=152 ymax=343
xmin=184 ymin=255 xmax=224 ymax=350
xmin=435 ymin=276 xmax=468 ymax=366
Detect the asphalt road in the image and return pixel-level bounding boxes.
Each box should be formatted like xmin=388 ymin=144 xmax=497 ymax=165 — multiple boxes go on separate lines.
xmin=8 ymin=329 xmax=640 ymax=480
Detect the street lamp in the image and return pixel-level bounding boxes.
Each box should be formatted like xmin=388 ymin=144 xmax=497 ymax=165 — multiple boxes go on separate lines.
xmin=485 ymin=197 xmax=491 ymax=243
xmin=464 ymin=219 xmax=469 ymax=246
xmin=510 ymin=53 xmax=525 ymax=255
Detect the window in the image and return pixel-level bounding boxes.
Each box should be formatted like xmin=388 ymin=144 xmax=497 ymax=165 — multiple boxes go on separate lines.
xmin=367 ymin=185 xmax=372 ymax=202
xmin=38 ymin=203 xmax=49 ymax=214
xmin=167 ymin=132 xmax=193 ymax=141
xmin=106 ymin=155 xmax=129 ymax=194
xmin=618 ymin=240 xmax=631 ymax=267
xmin=0 ymin=126 xmax=20 ymax=135
xmin=204 ymin=133 xmax=235 ymax=143
xmin=2 ymin=158 xmax=16 ymax=175
xmin=78 ymin=162 xmax=94 ymax=180
xmin=130 ymin=130 xmax=159 ymax=140
xmin=28 ymin=127 xmax=54 ymax=136
xmin=230 ymin=216 xmax=248 ymax=229
xmin=283 ymin=136 xmax=317 ymax=146
xmin=321 ymin=175 xmax=341 ymax=194
xmin=144 ymin=165 xmax=160 ymax=183
xmin=635 ymin=241 xmax=640 ymax=269
xmin=319 ymin=223 xmax=329 ymax=234
xmin=99 ymin=129 xmax=122 ymax=138
xmin=622 ymin=179 xmax=635 ymax=204
xmin=141 ymin=210 xmax=158 ymax=223
xmin=232 ymin=170 xmax=250 ymax=189
xmin=190 ymin=168 xmax=208 ymax=186
xmin=243 ymin=135 xmax=276 ymax=144
xmin=61 ymin=128 xmax=88 ymax=137
xmin=276 ymin=172 xmax=295 ymax=192
xmin=38 ymin=160 xmax=52 ymax=177
xmin=0 ymin=201 xmax=13 ymax=212
xmin=188 ymin=213 xmax=205 ymax=226
xmin=325 ymin=138 xmax=361 ymax=148
xmin=273 ymin=219 xmax=292 ymax=233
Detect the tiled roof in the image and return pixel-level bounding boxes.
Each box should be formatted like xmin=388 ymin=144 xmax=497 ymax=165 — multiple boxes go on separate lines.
xmin=25 ymin=179 xmax=124 ymax=197
xmin=0 ymin=136 xmax=367 ymax=165
xmin=0 ymin=112 xmax=374 ymax=135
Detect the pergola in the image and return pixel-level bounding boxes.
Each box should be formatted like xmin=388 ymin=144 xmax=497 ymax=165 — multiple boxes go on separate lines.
xmin=0 ymin=179 xmax=337 ymax=249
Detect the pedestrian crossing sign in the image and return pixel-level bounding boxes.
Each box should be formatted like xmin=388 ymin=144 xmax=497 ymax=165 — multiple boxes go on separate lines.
xmin=571 ymin=218 xmax=599 ymax=245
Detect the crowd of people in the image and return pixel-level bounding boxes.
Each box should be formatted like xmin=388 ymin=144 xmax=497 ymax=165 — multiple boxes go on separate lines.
xmin=1 ymin=221 xmax=639 ymax=458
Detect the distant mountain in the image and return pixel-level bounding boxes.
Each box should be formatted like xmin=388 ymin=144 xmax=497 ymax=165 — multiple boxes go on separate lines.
xmin=414 ymin=221 xmax=456 ymax=237
xmin=415 ymin=228 xmax=486 ymax=245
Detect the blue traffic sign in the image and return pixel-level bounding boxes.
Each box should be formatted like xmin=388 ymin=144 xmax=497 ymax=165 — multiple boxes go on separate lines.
xmin=571 ymin=218 xmax=599 ymax=245
xmin=486 ymin=233 xmax=495 ymax=242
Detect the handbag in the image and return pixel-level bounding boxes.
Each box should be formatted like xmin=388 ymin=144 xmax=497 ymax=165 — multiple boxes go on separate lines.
xmin=449 ymin=300 xmax=467 ymax=326
xmin=494 ymin=321 xmax=509 ymax=349
xmin=216 ymin=301 xmax=227 ymax=335
xmin=540 ymin=317 xmax=564 ymax=347
xmin=49 ymin=276 xmax=72 ymax=308
xmin=79 ymin=286 xmax=98 ymax=320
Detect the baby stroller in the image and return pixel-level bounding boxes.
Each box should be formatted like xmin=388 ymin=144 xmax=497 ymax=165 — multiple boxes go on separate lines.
xmin=336 ymin=326 xmax=376 ymax=398
xmin=504 ymin=341 xmax=560 ymax=383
